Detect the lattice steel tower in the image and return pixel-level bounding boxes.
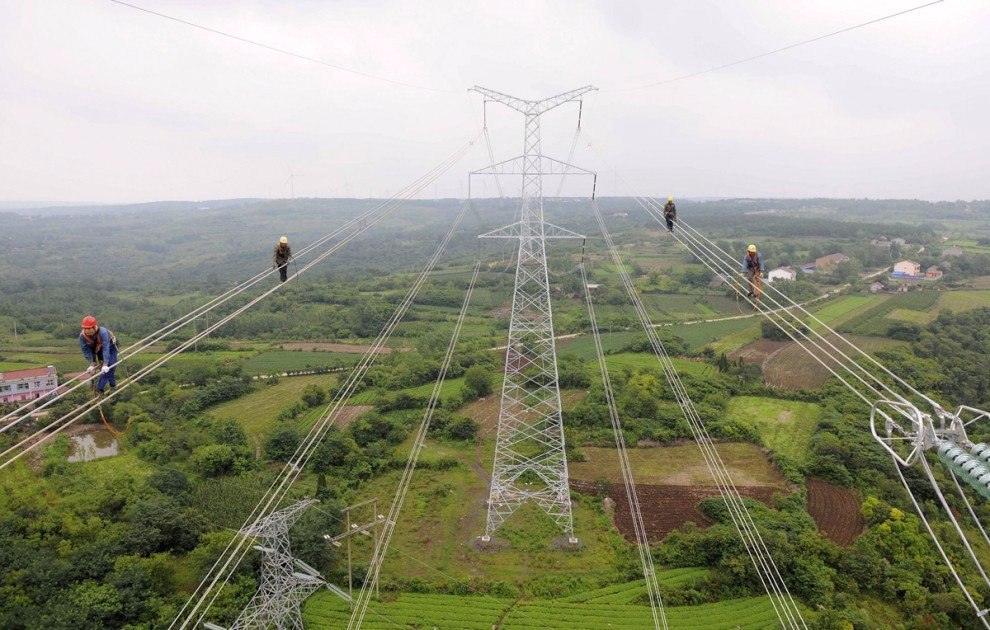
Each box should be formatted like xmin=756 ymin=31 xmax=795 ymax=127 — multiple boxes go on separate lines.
xmin=471 ymin=86 xmax=597 ymax=542
xmin=205 ymin=499 xmax=335 ymax=630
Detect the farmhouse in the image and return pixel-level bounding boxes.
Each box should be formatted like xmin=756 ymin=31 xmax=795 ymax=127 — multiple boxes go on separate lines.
xmin=767 ymin=267 xmax=796 ymax=283
xmin=892 ymin=260 xmax=921 ymax=277
xmin=869 ymin=282 xmax=885 ymax=293
xmin=0 ymin=365 xmax=58 ymax=404
xmin=925 ymin=266 xmax=943 ymax=280
xmin=815 ymin=253 xmax=850 ymax=273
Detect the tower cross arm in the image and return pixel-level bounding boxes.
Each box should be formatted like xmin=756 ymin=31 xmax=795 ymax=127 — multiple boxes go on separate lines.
xmin=470 ymin=85 xmax=597 ymax=115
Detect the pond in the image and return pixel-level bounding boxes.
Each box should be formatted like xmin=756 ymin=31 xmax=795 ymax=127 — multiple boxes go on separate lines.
xmin=67 ymin=430 xmax=119 ymax=462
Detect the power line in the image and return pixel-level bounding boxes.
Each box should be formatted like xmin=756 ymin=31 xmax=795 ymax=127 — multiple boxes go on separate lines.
xmin=607 ymin=0 xmax=945 ymax=92
xmin=108 ymin=0 xmax=457 ymax=94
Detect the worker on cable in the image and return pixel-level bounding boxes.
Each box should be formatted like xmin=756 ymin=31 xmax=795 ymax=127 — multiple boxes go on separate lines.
xmin=79 ymin=316 xmax=118 ymax=394
xmin=663 ymin=196 xmax=677 ymax=232
xmin=741 ymin=244 xmax=764 ymax=309
xmin=273 ymin=236 xmax=293 ymax=283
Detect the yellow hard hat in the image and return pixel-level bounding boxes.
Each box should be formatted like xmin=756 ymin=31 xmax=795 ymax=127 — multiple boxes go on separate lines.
xmin=748 ymin=244 xmax=757 ymax=253
xmin=667 ymin=196 xmax=673 ymax=201
xmin=279 ymin=236 xmax=288 ymax=244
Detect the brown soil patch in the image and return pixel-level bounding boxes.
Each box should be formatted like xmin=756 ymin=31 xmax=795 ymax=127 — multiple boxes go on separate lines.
xmin=572 ymin=480 xmax=785 ymax=541
xmin=806 ymin=478 xmax=864 ymax=546
xmin=459 ymin=390 xmax=587 ymax=437
xmin=334 ymin=405 xmax=373 ymax=428
xmin=279 ymin=342 xmax=404 ymax=354
xmin=729 ymin=339 xmax=789 ymax=365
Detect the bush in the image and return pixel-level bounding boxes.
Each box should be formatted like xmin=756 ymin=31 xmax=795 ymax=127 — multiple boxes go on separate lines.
xmin=189 ymin=444 xmax=238 ymax=477
xmin=301 ymin=384 xmax=326 ymax=408
xmin=463 ymin=365 xmax=494 ymax=399
xmin=264 ymin=425 xmax=301 ymax=461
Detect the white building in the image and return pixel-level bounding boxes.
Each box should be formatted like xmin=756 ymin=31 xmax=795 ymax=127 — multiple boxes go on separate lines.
xmin=0 ymin=366 xmax=58 ymax=404
xmin=767 ymin=267 xmax=797 ymax=283
xmin=893 ymin=260 xmax=921 ymax=276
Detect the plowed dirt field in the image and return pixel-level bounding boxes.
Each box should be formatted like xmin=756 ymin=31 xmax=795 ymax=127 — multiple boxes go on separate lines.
xmin=806 ymin=478 xmax=864 ymax=546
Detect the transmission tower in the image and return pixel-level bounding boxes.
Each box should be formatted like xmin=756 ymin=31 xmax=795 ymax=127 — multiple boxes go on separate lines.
xmin=205 ymin=499 xmax=348 ymax=630
xmin=470 ymin=86 xmax=597 ymax=543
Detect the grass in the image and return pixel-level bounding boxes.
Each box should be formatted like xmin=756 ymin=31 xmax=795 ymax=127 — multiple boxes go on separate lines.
xmin=303 ymin=589 xmax=783 ymax=629
xmin=569 ymin=443 xmax=788 ymax=488
xmin=839 ymin=290 xmax=940 ymax=335
xmin=706 ymin=321 xmax=763 ymax=355
xmin=725 ymin=396 xmax=821 ymax=465
xmin=211 ymin=374 xmax=336 ymax=438
xmin=937 ymin=290 xmax=990 ymax=313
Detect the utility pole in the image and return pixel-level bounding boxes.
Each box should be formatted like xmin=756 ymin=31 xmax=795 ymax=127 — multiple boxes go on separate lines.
xmin=470 ymin=86 xmax=597 ymax=544
xmin=324 ymin=498 xmax=387 ymax=607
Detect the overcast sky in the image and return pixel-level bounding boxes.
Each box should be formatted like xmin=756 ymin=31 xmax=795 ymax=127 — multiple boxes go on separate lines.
xmin=1 ymin=0 xmax=987 ymax=204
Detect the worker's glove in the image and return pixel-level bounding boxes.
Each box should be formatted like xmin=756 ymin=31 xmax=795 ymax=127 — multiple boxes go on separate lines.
xmin=86 ymin=365 xmax=96 ymax=374
xmin=101 ymin=365 xmax=111 ymax=374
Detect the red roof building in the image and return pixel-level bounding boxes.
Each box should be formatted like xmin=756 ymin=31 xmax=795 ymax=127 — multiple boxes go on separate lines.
xmin=0 ymin=365 xmax=59 ymax=404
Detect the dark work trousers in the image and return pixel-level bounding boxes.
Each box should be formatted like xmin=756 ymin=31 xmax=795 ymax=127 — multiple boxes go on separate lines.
xmin=665 ymin=217 xmax=674 ymax=232
xmin=277 ymin=263 xmax=288 ymax=282
xmin=97 ymin=346 xmax=118 ymax=392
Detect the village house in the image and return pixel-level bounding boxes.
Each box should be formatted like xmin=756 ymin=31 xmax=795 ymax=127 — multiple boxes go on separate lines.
xmin=891 ymin=238 xmax=907 ymax=247
xmin=815 ymin=253 xmax=850 ymax=273
xmin=869 ymin=281 xmax=885 ymax=293
xmin=0 ymin=365 xmax=58 ymax=404
xmin=767 ymin=266 xmax=796 ymax=283
xmin=925 ymin=266 xmax=943 ymax=280
xmin=942 ymin=246 xmax=964 ymax=258
xmin=893 ymin=260 xmax=922 ymax=277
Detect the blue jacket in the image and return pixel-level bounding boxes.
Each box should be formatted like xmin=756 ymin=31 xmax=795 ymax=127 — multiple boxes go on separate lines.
xmin=742 ymin=252 xmax=764 ymax=274
xmin=80 ymin=326 xmax=116 ymax=364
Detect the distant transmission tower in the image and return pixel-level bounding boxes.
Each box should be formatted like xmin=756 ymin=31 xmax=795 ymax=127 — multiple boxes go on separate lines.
xmin=205 ymin=499 xmax=348 ymax=630
xmin=471 ymin=86 xmax=597 ymax=543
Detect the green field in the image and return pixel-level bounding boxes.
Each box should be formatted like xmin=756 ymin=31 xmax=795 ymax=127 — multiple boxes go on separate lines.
xmin=241 ymin=350 xmax=359 ymax=375
xmin=667 ymin=317 xmax=760 ymax=351
xmin=726 ymin=396 xmax=822 ymax=465
xmin=303 ymin=588 xmax=783 ymax=629
xmin=838 ymin=290 xmax=940 ymax=335
xmin=570 ymin=442 xmax=788 ymax=488
xmin=604 ymin=353 xmax=713 ymax=377
xmin=211 ymin=374 xmax=337 ymax=438
xmin=808 ymin=295 xmax=878 ymax=329
xmin=937 ymin=290 xmax=990 ymax=313
xmin=346 ymin=376 xmax=469 ymax=406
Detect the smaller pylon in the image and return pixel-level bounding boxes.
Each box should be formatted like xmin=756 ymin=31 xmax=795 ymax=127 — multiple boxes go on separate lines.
xmin=206 ymin=499 xmax=339 ymax=630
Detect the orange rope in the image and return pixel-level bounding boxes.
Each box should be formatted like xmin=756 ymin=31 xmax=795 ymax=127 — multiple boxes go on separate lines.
xmin=97 ymin=400 xmax=130 ymax=437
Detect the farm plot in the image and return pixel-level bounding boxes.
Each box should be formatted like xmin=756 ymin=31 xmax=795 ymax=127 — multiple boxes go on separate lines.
xmin=838 ymin=290 xmax=939 ymax=335
xmin=211 ymin=374 xmax=338 ymax=438
xmin=667 ymin=316 xmax=760 ymax=352
xmin=725 ymin=396 xmax=821 ymax=465
xmin=572 ymin=480 xmax=783 ymax=541
xmin=569 ymin=443 xmax=789 ymax=488
xmin=808 ymin=295 xmax=878 ymax=329
xmin=807 ymin=478 xmax=864 ymax=546
xmin=937 ymin=289 xmax=990 ymax=313
xmin=303 ymin=590 xmax=782 ymax=629
xmin=461 ymin=389 xmax=586 ymax=436
xmin=762 ymin=334 xmax=903 ymax=390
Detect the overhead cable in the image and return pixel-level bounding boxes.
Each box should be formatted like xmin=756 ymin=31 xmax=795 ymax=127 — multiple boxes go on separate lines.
xmin=607 ymin=0 xmax=945 ymax=92
xmin=108 ymin=0 xmax=457 ymax=94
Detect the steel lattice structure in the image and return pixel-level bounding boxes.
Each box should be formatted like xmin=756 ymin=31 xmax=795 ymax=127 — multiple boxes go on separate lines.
xmin=471 ymin=86 xmax=596 ymax=541
xmin=205 ymin=499 xmax=335 ymax=630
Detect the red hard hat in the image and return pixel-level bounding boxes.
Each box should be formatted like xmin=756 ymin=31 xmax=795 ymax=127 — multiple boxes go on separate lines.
xmin=81 ymin=316 xmax=98 ymax=328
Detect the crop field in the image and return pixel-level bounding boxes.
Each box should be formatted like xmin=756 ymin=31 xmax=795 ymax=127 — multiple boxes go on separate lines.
xmin=569 ymin=443 xmax=788 ymax=488
xmin=704 ymin=320 xmax=763 ymax=355
xmin=937 ymin=289 xmax=990 ymax=313
xmin=667 ymin=316 xmax=760 ymax=351
xmin=461 ymin=389 xmax=586 ymax=435
xmin=241 ymin=350 xmax=359 ymax=375
xmin=762 ymin=334 xmax=905 ymax=390
xmin=211 ymin=373 xmax=336 ymax=438
xmin=808 ymin=295 xmax=880 ymax=329
xmin=556 ymin=331 xmax=643 ymax=359
xmin=838 ymin=290 xmax=940 ymax=335
xmin=807 ymin=478 xmax=864 ymax=546
xmin=725 ymin=396 xmax=821 ymax=465
xmin=303 ymin=589 xmax=782 ymax=629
